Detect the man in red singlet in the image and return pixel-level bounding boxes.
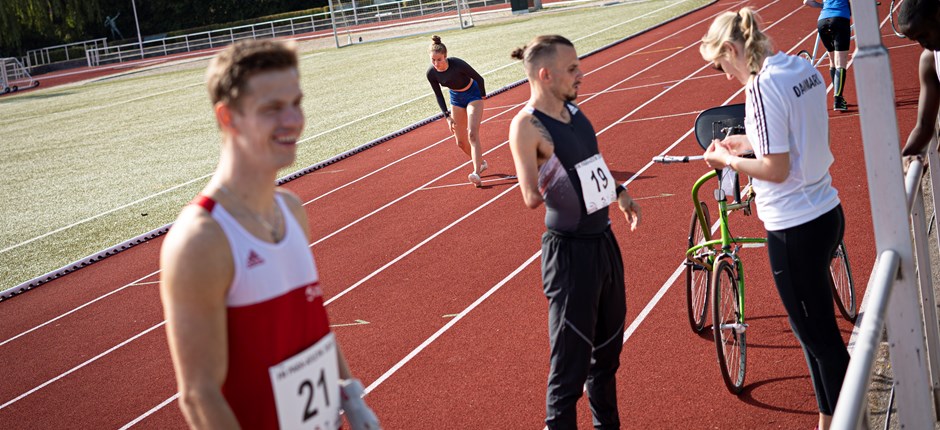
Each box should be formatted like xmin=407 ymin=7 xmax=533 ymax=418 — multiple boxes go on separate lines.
xmin=160 ymin=39 xmax=380 ymax=430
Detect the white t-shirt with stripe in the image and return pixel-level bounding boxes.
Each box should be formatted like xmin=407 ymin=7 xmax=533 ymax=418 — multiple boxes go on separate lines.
xmin=745 ymin=51 xmax=840 ymax=231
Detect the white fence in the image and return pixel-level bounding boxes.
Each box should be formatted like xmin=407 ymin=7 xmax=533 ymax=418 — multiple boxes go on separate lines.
xmin=85 ymin=0 xmax=506 ymax=66
xmin=25 ymin=38 xmax=109 ymax=68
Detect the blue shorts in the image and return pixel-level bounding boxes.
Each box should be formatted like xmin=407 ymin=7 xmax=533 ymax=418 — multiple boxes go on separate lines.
xmin=449 ymin=80 xmax=483 ymax=109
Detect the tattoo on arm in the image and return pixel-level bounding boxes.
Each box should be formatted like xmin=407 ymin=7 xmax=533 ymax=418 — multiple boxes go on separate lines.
xmin=530 ymin=117 xmax=554 ymax=145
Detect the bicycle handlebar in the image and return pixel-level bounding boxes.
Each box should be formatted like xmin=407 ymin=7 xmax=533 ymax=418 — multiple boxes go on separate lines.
xmin=652 ymin=155 xmax=705 ymax=164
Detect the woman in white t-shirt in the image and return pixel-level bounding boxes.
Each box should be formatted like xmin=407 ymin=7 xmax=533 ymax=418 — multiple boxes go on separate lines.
xmin=700 ymin=8 xmax=848 ymax=430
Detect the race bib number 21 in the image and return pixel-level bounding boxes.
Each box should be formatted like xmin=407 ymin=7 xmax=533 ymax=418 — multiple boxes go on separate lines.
xmin=575 ymin=154 xmax=617 ymax=215
xmin=269 ymin=333 xmax=341 ymax=430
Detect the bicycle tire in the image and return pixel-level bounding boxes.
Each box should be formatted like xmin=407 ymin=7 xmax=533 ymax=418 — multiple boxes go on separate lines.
xmin=830 ymin=240 xmax=857 ymax=323
xmin=712 ymin=257 xmax=746 ymax=394
xmin=798 ymin=49 xmax=812 ymax=62
xmin=686 ymin=202 xmax=711 ymax=333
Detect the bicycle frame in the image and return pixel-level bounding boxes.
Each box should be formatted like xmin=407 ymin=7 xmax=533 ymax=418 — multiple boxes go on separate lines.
xmin=685 ymin=169 xmax=767 ymax=320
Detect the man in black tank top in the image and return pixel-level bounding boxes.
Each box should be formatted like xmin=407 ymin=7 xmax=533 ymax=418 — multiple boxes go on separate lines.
xmin=509 ymin=35 xmax=641 ymax=429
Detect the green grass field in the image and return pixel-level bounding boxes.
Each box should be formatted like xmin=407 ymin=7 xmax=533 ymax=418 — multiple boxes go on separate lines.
xmin=0 ymin=0 xmax=712 ymax=292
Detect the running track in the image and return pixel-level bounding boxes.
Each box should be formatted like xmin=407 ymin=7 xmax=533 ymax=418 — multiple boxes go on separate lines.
xmin=0 ymin=0 xmax=922 ymax=427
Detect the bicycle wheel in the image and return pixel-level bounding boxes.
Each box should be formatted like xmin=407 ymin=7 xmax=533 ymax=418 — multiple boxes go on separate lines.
xmin=686 ymin=202 xmax=712 ymax=333
xmin=830 ymin=240 xmax=857 ymax=323
xmin=798 ymin=49 xmax=812 ymax=62
xmin=712 ymin=257 xmax=746 ymax=394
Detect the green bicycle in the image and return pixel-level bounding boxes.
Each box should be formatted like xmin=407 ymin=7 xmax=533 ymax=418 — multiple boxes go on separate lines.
xmin=654 ymin=104 xmax=857 ymax=394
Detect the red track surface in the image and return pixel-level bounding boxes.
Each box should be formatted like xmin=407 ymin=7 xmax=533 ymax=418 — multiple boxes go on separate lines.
xmin=0 ymin=0 xmax=923 ymax=428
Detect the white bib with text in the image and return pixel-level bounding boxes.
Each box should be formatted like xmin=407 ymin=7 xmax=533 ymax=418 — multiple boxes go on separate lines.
xmin=575 ymin=154 xmax=617 ymax=214
xmin=269 ymin=332 xmax=341 ymax=430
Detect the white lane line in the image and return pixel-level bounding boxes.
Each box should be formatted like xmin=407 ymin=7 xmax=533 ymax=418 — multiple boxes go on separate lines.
xmin=130 ymin=281 xmax=161 ymax=286
xmin=0 ymin=321 xmax=166 ymax=411
xmin=419 ymin=175 xmax=518 ymax=191
xmin=578 ymin=72 xmax=725 ymax=98
xmin=616 ymin=110 xmax=702 ymax=124
xmin=302 ymin=102 xmax=525 ymax=205
xmin=0 ymin=269 xmax=160 ymax=347
xmin=325 ymin=184 xmax=519 ymax=305
xmin=308 ymin=139 xmax=513 ymax=248
xmin=364 ymin=250 xmax=542 ymax=394
xmin=117 ymin=393 xmax=179 ymax=430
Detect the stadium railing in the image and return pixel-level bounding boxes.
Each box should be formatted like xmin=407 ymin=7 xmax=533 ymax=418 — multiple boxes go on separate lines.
xmin=25 ymin=38 xmax=109 ymax=68
xmin=830 ymin=0 xmax=940 ymax=428
xmin=85 ymin=0 xmax=507 ymax=67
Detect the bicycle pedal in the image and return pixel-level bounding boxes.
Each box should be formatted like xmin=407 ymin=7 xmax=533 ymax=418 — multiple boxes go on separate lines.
xmin=719 ymin=322 xmax=748 ymax=333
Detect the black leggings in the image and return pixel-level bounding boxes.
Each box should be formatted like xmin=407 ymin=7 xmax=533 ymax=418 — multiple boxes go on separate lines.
xmin=766 ymin=205 xmax=849 ymax=415
xmin=817 ymin=17 xmax=852 ymax=52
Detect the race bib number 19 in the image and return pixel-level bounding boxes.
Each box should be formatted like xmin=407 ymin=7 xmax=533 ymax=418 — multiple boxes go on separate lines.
xmin=575 ymin=154 xmax=617 ymax=214
xmin=269 ymin=333 xmax=341 ymax=430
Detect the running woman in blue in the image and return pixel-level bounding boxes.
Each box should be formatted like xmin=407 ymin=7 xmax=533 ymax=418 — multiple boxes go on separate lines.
xmin=508 ymin=35 xmax=641 ymax=430
xmin=427 ymin=35 xmax=488 ymax=187
xmin=803 ymin=0 xmax=852 ymax=111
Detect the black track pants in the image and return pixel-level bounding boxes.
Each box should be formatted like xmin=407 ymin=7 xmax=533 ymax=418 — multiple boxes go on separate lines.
xmin=767 ymin=205 xmax=849 ymax=415
xmin=541 ymin=227 xmax=627 ymax=429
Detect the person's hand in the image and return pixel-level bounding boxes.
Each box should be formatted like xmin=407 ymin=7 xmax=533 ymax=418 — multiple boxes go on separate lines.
xmin=617 ymin=191 xmax=641 ymax=232
xmin=719 ymin=134 xmax=751 ymax=156
xmin=446 ymin=116 xmax=456 ymax=133
xmin=340 ymin=379 xmax=382 ymax=430
xmin=704 ymin=140 xmax=733 ymax=170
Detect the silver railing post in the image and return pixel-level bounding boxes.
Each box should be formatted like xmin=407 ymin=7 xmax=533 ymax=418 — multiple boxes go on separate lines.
xmin=831 ymin=0 xmax=937 ymax=427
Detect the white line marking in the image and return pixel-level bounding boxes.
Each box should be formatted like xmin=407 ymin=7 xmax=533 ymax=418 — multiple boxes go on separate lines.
xmin=633 ymin=193 xmax=675 ymax=201
xmin=324 ymin=184 xmax=519 ymax=305
xmin=0 ymin=269 xmax=160 ymax=347
xmin=130 ymin=281 xmax=161 ymax=286
xmin=118 ymin=393 xmax=179 ymax=430
xmin=617 ymin=110 xmax=702 ymax=124
xmin=302 ymin=103 xmax=525 ymax=205
xmin=419 ymin=175 xmax=518 ymax=191
xmin=330 ymin=319 xmax=371 ymax=327
xmin=0 ymin=321 xmax=165 ymax=411
xmin=365 ymin=251 xmax=542 ymax=394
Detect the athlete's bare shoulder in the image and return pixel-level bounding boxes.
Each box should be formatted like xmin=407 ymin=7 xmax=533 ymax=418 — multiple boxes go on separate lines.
xmin=160 ymin=203 xmax=232 ymax=294
xmin=275 ymin=187 xmax=312 ymax=241
xmin=511 ymin=108 xmax=553 ymax=145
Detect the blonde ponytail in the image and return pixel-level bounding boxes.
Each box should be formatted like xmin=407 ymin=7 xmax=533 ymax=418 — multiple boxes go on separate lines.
xmin=737 ymin=8 xmax=772 ymax=74
xmin=700 ymin=8 xmax=773 ymax=74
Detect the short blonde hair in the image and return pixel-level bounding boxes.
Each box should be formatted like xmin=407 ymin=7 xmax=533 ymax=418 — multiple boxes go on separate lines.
xmin=206 ymin=39 xmax=298 ymax=110
xmin=700 ymin=8 xmax=772 ymax=75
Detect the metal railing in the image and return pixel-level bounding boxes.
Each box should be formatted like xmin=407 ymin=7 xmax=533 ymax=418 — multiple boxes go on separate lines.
xmin=831 ymin=0 xmax=940 ymax=427
xmin=25 ymin=38 xmax=109 ymax=68
xmin=85 ymin=0 xmax=506 ymax=66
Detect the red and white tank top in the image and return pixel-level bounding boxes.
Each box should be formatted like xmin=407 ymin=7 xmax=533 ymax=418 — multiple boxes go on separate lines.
xmin=192 ymin=194 xmax=331 ymax=429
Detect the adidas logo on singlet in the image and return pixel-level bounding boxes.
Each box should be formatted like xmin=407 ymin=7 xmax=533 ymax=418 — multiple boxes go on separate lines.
xmin=246 ymin=250 xmax=265 ymax=268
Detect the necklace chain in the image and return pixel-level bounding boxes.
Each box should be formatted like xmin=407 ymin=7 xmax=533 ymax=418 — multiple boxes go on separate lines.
xmin=217 ymin=184 xmax=281 ymax=242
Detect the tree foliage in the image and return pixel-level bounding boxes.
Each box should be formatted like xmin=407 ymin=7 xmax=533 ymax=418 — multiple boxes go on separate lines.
xmin=1 ymin=0 xmax=327 ymax=57
xmin=1 ymin=0 xmax=101 ymax=56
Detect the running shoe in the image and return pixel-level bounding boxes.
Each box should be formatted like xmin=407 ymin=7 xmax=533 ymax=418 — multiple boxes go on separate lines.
xmin=834 ymin=96 xmax=848 ymax=111
xmin=480 ymin=160 xmax=488 ymax=173
xmin=468 ymin=172 xmax=482 ymax=187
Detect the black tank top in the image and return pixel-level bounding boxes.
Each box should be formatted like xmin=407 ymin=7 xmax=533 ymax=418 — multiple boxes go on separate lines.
xmin=531 ymin=103 xmax=610 ymax=235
